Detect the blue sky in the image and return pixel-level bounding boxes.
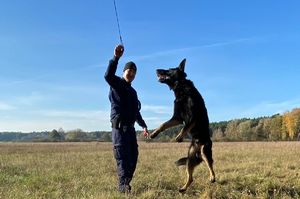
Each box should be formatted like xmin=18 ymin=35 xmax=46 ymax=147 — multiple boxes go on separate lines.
xmin=1 ymin=0 xmax=300 ymax=132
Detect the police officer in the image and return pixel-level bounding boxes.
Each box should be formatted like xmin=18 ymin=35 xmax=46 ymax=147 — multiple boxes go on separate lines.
xmin=104 ymin=44 xmax=149 ymax=193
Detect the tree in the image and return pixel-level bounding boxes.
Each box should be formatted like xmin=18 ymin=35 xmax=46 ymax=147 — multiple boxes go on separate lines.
xmin=283 ymin=108 xmax=300 ymax=140
xmin=49 ymin=129 xmax=62 ymax=141
xmin=264 ymin=116 xmax=283 ymax=141
xmin=224 ymin=120 xmax=240 ymax=141
xmin=237 ymin=120 xmax=253 ymax=141
xmin=57 ymin=128 xmax=65 ymax=141
xmin=65 ymin=129 xmax=87 ymax=141
xmin=212 ymin=128 xmax=226 ymax=141
xmin=210 ymin=121 xmax=228 ymax=141
xmin=101 ymin=132 xmax=112 ymax=142
xmin=253 ymin=120 xmax=267 ymax=141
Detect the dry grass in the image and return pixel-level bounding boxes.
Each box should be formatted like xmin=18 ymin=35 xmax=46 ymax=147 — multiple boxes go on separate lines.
xmin=0 ymin=142 xmax=299 ymax=198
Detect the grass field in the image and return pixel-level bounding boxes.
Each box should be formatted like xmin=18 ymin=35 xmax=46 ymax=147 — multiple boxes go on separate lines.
xmin=0 ymin=141 xmax=299 ymax=199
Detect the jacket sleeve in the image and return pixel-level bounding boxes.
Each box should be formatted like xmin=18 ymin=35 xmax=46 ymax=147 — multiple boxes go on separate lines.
xmin=136 ymin=111 xmax=147 ymax=129
xmin=136 ymin=100 xmax=147 ymax=128
xmin=104 ymin=56 xmax=122 ymax=89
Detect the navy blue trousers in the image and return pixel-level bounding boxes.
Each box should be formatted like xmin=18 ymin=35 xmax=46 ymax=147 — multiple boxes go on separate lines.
xmin=112 ymin=126 xmax=138 ymax=188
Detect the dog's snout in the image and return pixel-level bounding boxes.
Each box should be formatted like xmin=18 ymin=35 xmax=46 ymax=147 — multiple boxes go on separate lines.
xmin=156 ymin=69 xmax=165 ymax=74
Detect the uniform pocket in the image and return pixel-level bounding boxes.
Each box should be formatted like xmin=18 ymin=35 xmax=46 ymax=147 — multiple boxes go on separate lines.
xmin=111 ymin=115 xmax=121 ymax=129
xmin=113 ymin=145 xmax=125 ymax=160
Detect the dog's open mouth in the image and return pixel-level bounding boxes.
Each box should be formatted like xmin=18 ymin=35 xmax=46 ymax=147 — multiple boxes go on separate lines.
xmin=157 ymin=74 xmax=169 ymax=81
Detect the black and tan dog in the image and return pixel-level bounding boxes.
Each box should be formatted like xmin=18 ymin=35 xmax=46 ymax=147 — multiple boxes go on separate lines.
xmin=150 ymin=59 xmax=215 ymax=192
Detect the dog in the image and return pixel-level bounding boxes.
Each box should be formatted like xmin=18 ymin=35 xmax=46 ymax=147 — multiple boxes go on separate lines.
xmin=150 ymin=58 xmax=215 ymax=192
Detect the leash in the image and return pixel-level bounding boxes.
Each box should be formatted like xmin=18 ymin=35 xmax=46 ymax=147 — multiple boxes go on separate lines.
xmin=113 ymin=0 xmax=123 ymax=45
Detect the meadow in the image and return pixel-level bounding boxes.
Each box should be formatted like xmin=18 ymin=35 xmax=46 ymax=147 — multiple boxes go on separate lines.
xmin=0 ymin=141 xmax=299 ymax=199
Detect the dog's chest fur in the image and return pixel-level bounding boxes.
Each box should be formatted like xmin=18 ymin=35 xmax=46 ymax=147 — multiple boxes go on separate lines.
xmin=173 ymin=80 xmax=198 ymax=103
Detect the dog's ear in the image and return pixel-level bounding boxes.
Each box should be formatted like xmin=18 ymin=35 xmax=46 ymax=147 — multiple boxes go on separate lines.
xmin=178 ymin=58 xmax=186 ymax=72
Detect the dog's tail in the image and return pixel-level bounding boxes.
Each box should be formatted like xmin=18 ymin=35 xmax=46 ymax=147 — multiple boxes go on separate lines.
xmin=175 ymin=155 xmax=203 ymax=167
xmin=175 ymin=157 xmax=188 ymax=166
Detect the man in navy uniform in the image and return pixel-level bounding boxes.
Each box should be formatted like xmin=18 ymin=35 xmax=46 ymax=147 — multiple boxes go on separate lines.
xmin=104 ymin=44 xmax=149 ymax=193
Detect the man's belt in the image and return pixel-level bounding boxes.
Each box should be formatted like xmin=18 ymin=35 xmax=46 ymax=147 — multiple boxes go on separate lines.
xmin=111 ymin=117 xmax=134 ymax=129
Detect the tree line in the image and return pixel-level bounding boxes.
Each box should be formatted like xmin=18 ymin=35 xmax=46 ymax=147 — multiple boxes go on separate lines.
xmin=210 ymin=108 xmax=300 ymax=141
xmin=0 ymin=128 xmax=112 ymax=142
xmin=1 ymin=108 xmax=300 ymax=142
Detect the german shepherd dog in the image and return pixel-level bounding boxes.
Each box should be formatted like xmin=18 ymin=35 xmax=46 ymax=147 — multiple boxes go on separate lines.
xmin=150 ymin=59 xmax=215 ymax=192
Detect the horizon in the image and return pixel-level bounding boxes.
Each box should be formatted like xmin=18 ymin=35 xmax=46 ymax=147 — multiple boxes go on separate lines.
xmin=1 ymin=1 xmax=300 ymax=132
xmin=0 ymin=106 xmax=298 ymax=133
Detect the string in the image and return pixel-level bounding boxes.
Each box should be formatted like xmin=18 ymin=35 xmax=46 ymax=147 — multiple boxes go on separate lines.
xmin=113 ymin=0 xmax=123 ymax=45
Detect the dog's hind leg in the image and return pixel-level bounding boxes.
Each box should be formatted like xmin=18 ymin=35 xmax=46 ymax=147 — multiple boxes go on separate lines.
xmin=200 ymin=141 xmax=215 ymax=183
xmin=179 ymin=143 xmax=202 ymax=192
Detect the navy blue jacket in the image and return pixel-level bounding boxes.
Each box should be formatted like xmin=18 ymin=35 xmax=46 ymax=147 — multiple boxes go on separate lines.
xmin=104 ymin=57 xmax=147 ymax=129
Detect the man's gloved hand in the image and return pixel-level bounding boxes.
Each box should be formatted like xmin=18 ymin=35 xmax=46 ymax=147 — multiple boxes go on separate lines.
xmin=114 ymin=44 xmax=124 ymax=58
